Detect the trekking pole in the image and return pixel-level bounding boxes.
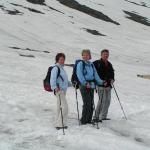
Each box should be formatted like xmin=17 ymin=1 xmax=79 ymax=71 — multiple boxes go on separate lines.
xmin=75 ymin=83 xmax=80 ymax=125
xmin=88 ymin=87 xmax=99 ymax=129
xmin=93 ymin=87 xmax=105 ymax=129
xmin=112 ymin=83 xmax=127 ymax=120
xmin=92 ymin=97 xmax=99 ymax=129
xmin=58 ymin=93 xmax=65 ymax=135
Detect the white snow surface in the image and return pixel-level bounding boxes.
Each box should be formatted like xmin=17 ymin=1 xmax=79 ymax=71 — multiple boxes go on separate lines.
xmin=0 ymin=0 xmax=150 ymax=149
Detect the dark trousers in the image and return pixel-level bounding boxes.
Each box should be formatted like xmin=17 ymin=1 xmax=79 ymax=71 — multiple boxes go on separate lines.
xmin=79 ymin=85 xmax=94 ymax=124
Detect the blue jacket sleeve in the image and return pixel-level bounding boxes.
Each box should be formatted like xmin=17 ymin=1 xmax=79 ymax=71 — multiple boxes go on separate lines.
xmin=50 ymin=66 xmax=59 ymax=90
xmin=76 ymin=61 xmax=87 ymax=86
xmin=93 ymin=65 xmax=104 ymax=85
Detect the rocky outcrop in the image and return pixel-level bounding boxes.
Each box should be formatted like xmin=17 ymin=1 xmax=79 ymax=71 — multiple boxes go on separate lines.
xmin=57 ymin=0 xmax=120 ymax=25
xmin=124 ymin=11 xmax=150 ymax=26
xmin=26 ymin=0 xmax=45 ymax=5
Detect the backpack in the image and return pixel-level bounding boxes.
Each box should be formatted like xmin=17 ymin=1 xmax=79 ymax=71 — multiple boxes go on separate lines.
xmin=43 ymin=66 xmax=63 ymax=92
xmin=71 ymin=60 xmax=86 ymax=89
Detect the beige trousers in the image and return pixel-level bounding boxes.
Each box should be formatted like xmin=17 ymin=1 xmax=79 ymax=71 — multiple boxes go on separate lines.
xmin=55 ymin=91 xmax=68 ymax=127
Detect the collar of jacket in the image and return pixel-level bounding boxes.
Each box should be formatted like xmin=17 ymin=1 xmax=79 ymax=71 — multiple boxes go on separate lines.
xmin=83 ymin=60 xmax=92 ymax=65
xmin=100 ymin=58 xmax=110 ymax=66
xmin=55 ymin=63 xmax=64 ymax=68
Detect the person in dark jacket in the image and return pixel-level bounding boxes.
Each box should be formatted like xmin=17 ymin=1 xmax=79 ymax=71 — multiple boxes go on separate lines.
xmin=93 ymin=49 xmax=115 ymax=121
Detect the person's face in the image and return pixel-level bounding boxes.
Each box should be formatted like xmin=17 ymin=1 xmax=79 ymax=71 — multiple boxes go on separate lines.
xmin=58 ymin=57 xmax=65 ymax=65
xmin=82 ymin=53 xmax=91 ymax=61
xmin=101 ymin=52 xmax=109 ymax=61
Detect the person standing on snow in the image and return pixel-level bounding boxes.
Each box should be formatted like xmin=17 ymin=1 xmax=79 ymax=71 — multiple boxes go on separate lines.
xmin=76 ymin=49 xmax=104 ymax=125
xmin=93 ymin=49 xmax=115 ymax=121
xmin=50 ymin=53 xmax=72 ymax=130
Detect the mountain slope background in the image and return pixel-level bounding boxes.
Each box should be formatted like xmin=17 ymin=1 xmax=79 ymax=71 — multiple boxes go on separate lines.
xmin=0 ymin=0 xmax=150 ymax=150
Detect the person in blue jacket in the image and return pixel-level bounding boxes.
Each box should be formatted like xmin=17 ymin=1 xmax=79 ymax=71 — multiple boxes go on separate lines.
xmin=76 ymin=49 xmax=104 ymax=125
xmin=50 ymin=53 xmax=71 ymax=130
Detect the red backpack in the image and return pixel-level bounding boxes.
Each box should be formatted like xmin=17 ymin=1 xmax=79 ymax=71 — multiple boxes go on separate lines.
xmin=43 ymin=66 xmax=63 ymax=92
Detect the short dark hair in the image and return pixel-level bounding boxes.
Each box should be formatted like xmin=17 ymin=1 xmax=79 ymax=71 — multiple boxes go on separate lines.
xmin=101 ymin=49 xmax=109 ymax=55
xmin=55 ymin=53 xmax=66 ymax=63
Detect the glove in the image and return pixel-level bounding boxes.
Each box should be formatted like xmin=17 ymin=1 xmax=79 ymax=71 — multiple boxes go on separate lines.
xmin=110 ymin=79 xmax=115 ymax=84
xmin=86 ymin=83 xmax=91 ymax=91
xmin=104 ymin=81 xmax=108 ymax=87
xmin=86 ymin=83 xmax=91 ymax=88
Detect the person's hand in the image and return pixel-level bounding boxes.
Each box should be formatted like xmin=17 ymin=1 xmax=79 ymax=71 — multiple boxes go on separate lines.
xmin=110 ymin=79 xmax=115 ymax=84
xmin=55 ymin=87 xmax=60 ymax=93
xmin=86 ymin=83 xmax=91 ymax=89
xmin=104 ymin=81 xmax=108 ymax=87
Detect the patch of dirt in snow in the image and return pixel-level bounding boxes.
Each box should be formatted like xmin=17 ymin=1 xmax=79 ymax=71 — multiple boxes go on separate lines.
xmin=82 ymin=28 xmax=106 ymax=36
xmin=134 ymin=137 xmax=144 ymax=143
xmin=0 ymin=4 xmax=23 ymax=15
xmin=9 ymin=46 xmax=50 ymax=54
xmin=0 ymin=125 xmax=14 ymax=135
xmin=26 ymin=0 xmax=45 ymax=5
xmin=45 ymin=5 xmax=64 ymax=14
xmin=26 ymin=0 xmax=64 ymax=14
xmin=10 ymin=3 xmax=45 ymax=14
xmin=17 ymin=119 xmax=28 ymax=123
xmin=88 ymin=0 xmax=104 ymax=6
xmin=124 ymin=0 xmax=150 ymax=8
xmin=19 ymin=54 xmax=35 ymax=58
xmin=137 ymin=74 xmax=150 ymax=80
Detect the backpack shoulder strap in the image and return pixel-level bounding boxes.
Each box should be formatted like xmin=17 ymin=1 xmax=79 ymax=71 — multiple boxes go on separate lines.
xmin=55 ymin=66 xmax=60 ymax=78
xmin=91 ymin=63 xmax=95 ymax=77
xmin=80 ymin=60 xmax=87 ymax=75
xmin=55 ymin=66 xmax=64 ymax=81
xmin=82 ymin=60 xmax=86 ymax=70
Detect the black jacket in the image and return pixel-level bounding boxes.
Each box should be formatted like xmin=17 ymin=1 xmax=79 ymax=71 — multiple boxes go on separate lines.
xmin=93 ymin=59 xmax=114 ymax=87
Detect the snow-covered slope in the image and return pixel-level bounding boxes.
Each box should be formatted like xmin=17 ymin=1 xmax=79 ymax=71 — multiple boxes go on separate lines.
xmin=0 ymin=0 xmax=150 ymax=149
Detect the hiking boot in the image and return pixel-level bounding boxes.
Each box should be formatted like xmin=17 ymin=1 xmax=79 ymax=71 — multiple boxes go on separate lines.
xmin=102 ymin=118 xmax=111 ymax=121
xmin=55 ymin=126 xmax=68 ymax=130
xmin=92 ymin=118 xmax=102 ymax=123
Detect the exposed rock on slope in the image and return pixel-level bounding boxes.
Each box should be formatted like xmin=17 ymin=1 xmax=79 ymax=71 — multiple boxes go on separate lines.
xmin=57 ymin=0 xmax=120 ymax=25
